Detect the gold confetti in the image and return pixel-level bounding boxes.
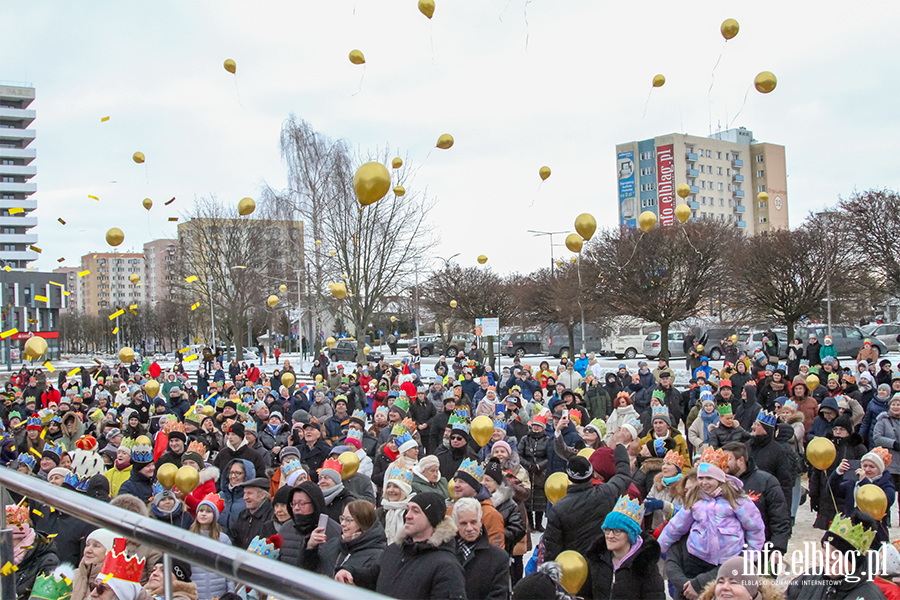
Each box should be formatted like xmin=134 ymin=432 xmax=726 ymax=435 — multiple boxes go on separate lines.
xmin=8 ymin=208 xmax=23 ymax=215
xmin=112 ymin=327 xmax=119 ymax=334
xmin=103 ymin=574 xmax=114 ymax=584
xmin=179 ymin=346 xmax=190 ymax=353
xmin=29 ymin=245 xmax=41 ymax=253
xmin=57 ymin=257 xmax=65 ymax=263
xmin=184 ymin=354 xmax=198 ymax=361
xmin=168 ymin=217 xmax=178 ymax=222
xmin=233 ymin=266 xmax=246 ymax=269
xmin=190 ymin=302 xmax=200 ymax=311
xmin=1 ymin=328 xmax=18 ymax=339
xmin=165 ymin=197 xmax=175 ymax=206
xmin=101 ymin=116 xmax=110 ymax=122
xmin=35 ymin=295 xmax=48 ymax=303
xmin=63 ymin=577 xmax=72 ymax=585
xmin=93 ymin=359 xmax=102 ymax=365
xmin=3 ymin=266 xmax=10 ymax=272
xmin=108 ymin=309 xmax=124 ymax=320
xmin=185 ymin=276 xmax=198 ymax=283
xmin=58 ymin=218 xmax=66 ymax=225
xmin=88 ymin=195 xmax=98 ymax=201
xmin=63 ymin=291 xmax=70 ymax=296
xmin=48 ymin=281 xmax=64 ymax=287
xmin=27 ymin=319 xmax=37 ymax=324
xmin=78 ymin=270 xmax=90 ymax=277
xmin=0 ymin=561 xmax=16 ymax=576
xmin=32 ymin=509 xmax=43 ymax=517
xmin=67 ymin=367 xmax=80 ymax=377
xmin=43 ymin=361 xmax=55 ymax=372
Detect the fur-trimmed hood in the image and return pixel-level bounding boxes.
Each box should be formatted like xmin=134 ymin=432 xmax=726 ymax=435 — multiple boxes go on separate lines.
xmin=640 ymin=456 xmax=664 ymax=474
xmin=393 ymin=514 xmax=457 ymax=546
xmin=788 ymin=412 xmax=805 ymax=425
xmin=697 ymin=577 xmax=783 ymax=600
xmin=145 ymin=579 xmax=199 ymax=600
xmin=652 ymin=470 xmax=681 ymax=493
xmin=490 ymin=480 xmax=515 ymax=508
xmin=110 ymin=493 xmax=149 ymax=517
xmin=198 ymin=465 xmax=219 ymax=485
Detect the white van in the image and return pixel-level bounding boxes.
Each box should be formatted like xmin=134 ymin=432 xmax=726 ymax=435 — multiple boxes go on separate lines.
xmin=603 ymin=318 xmax=660 ymax=360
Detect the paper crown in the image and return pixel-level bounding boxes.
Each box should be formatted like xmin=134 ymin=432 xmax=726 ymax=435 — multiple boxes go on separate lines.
xmin=350 ymin=409 xmax=366 ymax=422
xmin=717 ymin=402 xmax=734 ymax=416
xmin=873 ymin=446 xmax=893 ymax=468
xmin=29 ymin=569 xmax=73 ymax=600
xmin=152 ymin=481 xmax=165 ymax=497
xmin=387 ymin=466 xmax=414 ymax=486
xmin=75 ymin=435 xmax=98 ymax=451
xmin=509 ymin=385 xmax=521 ymax=393
xmin=236 ymin=402 xmax=250 ymax=414
xmin=585 ymin=418 xmax=606 ymax=436
xmin=201 ymin=493 xmax=224 ymax=514
xmin=457 ymin=458 xmax=484 ymax=480
xmin=129 ymin=442 xmax=153 ymax=464
xmin=698 ymin=447 xmax=730 ymax=471
xmin=375 ymin=405 xmax=389 ymax=416
xmin=244 ymin=420 xmax=258 ymax=433
xmin=401 ymin=417 xmax=417 ymax=433
xmin=449 ymin=415 xmax=470 ymax=433
xmin=185 ymin=408 xmax=203 ymax=424
xmin=6 ymin=504 xmax=29 ymax=526
xmin=281 ymin=460 xmax=305 ymax=478
xmin=64 ymin=471 xmax=91 ymax=493
xmin=756 ymin=409 xmax=777 ymax=428
xmin=625 ymin=417 xmax=643 ymax=431
xmin=99 ymin=539 xmax=146 ymax=585
xmin=247 ymin=535 xmax=282 ymax=559
xmin=392 ymin=397 xmax=409 ymax=412
xmin=18 ymin=453 xmax=36 ymax=470
xmin=828 ymin=514 xmax=876 ymax=555
xmin=569 ymin=409 xmax=583 ymax=425
xmin=26 ymin=415 xmax=42 ymax=430
xmin=42 ymin=441 xmax=63 ymax=460
xmin=187 ymin=440 xmax=207 ymax=456
xmin=664 ymin=450 xmax=686 ymax=469
xmin=651 ymin=389 xmax=665 ymax=401
xmin=699 ymin=390 xmax=715 ymax=405
xmin=493 ymin=417 xmax=506 ymax=430
xmin=346 ymin=428 xmax=363 ymax=442
xmin=120 ymin=437 xmax=136 ymax=450
xmin=782 ymin=399 xmax=798 ymax=411
xmin=532 ymin=414 xmax=548 ymax=426
xmin=453 ymin=407 xmax=470 ymax=421
xmin=611 ymin=494 xmax=644 ymax=525
xmin=395 ymin=429 xmax=414 ymax=448
xmin=390 ymin=424 xmax=408 ymax=438
xmin=651 ymin=405 xmax=669 ymax=421
xmin=163 ymin=419 xmax=186 ymax=436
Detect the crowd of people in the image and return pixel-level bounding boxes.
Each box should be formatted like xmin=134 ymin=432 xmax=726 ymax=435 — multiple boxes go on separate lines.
xmin=3 ymin=338 xmax=900 ymax=600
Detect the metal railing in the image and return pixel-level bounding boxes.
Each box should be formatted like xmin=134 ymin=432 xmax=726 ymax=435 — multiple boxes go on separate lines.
xmin=0 ymin=469 xmax=387 ymax=600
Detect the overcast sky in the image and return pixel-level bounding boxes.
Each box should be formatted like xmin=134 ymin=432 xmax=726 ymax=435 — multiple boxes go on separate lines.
xmin=3 ymin=1 xmax=899 ymax=276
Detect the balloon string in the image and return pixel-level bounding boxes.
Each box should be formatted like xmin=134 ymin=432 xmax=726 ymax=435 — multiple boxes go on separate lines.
xmin=352 ymin=65 xmax=366 ymax=97
xmin=529 ymin=181 xmax=544 ymax=208
xmin=524 ymin=0 xmax=532 ymax=52
xmin=621 ymin=231 xmax=645 ymax=269
xmin=233 ymin=76 xmax=243 ymax=107
xmin=682 ymin=228 xmax=702 ymax=257
xmin=430 ymin=21 xmax=435 ymax=65
xmin=498 ymin=0 xmax=514 ymax=21
xmin=642 ymin=87 xmax=653 ymax=119
xmin=730 ymin=84 xmax=752 ymax=127
xmin=708 ymin=40 xmax=727 ymax=133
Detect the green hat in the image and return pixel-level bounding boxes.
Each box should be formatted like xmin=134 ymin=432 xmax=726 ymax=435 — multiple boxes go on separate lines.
xmin=392 ymin=397 xmax=410 ymax=412
xmin=717 ymin=403 xmax=733 ymax=416
xmin=29 ymin=570 xmax=73 ymax=600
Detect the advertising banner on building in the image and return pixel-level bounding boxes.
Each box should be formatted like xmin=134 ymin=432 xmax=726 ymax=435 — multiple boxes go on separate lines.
xmin=617 ymin=151 xmax=636 ymax=228
xmin=656 ymin=144 xmax=675 ymax=227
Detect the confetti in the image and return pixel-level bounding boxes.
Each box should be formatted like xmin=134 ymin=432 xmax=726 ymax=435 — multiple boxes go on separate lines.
xmin=9 ymin=208 xmax=23 ymax=215
xmin=103 ymin=574 xmax=114 ymax=584
xmin=3 ymin=266 xmax=10 ymax=272
xmin=48 ymin=281 xmax=64 ymax=287
xmin=168 ymin=217 xmax=178 ymax=222
xmin=88 ymin=195 xmax=99 ymax=201
xmin=0 ymin=561 xmax=16 ymax=576
xmin=35 ymin=295 xmax=48 ymax=303
xmin=0 ymin=328 xmax=18 ymax=339
xmin=58 ymin=218 xmax=66 ymax=225
xmin=93 ymin=359 xmax=102 ymax=365
xmin=190 ymin=302 xmax=200 ymax=311
xmin=57 ymin=257 xmax=65 ymax=262
xmin=108 ymin=309 xmax=125 ymax=320
xmin=165 ymin=197 xmax=175 ymax=205
xmin=27 ymin=319 xmax=37 ymax=324
xmin=63 ymin=291 xmax=70 ymax=296
xmin=233 ymin=266 xmax=246 ymax=269
xmin=78 ymin=270 xmax=90 ymax=277
xmin=112 ymin=327 xmax=119 ymax=334
xmin=29 ymin=245 xmax=41 ymax=253
xmin=31 ymin=509 xmax=43 ymax=517
xmin=43 ymin=361 xmax=55 ymax=372
xmin=67 ymin=367 xmax=81 ymax=377
xmin=185 ymin=276 xmax=198 ymax=283
xmin=184 ymin=354 xmax=198 ymax=362
xmin=101 ymin=116 xmax=110 ymax=122
xmin=179 ymin=346 xmax=190 ymax=353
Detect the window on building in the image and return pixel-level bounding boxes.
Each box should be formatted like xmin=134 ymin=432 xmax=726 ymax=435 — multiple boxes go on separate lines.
xmin=757 ymin=185 xmax=765 ymax=193
xmin=756 ymin=155 xmax=764 ymax=163
xmin=706 ymin=150 xmax=712 ymax=157
xmin=728 ymin=198 xmax=733 ymax=207
xmin=699 ymin=165 xmax=705 ymax=173
xmin=719 ymin=214 xmax=725 ymax=221
xmin=717 ymin=167 xmax=723 ymax=175
xmin=728 ymin=214 xmax=734 ymax=222
xmin=700 ymin=181 xmax=706 ymax=189
xmin=716 ymin=151 xmax=722 ymax=159
xmin=719 ymin=198 xmax=724 ymax=207
xmin=759 ymin=201 xmax=767 ymax=208
xmin=727 ymin=184 xmax=732 ymax=192
xmin=726 ymin=168 xmax=731 ymax=176
xmin=759 ymin=216 xmax=768 ymax=223
xmin=701 ymin=212 xmax=707 ymax=218
xmin=756 ymin=170 xmax=764 ymax=178
xmin=701 ymin=196 xmax=707 ymax=205
xmin=717 ymin=183 xmax=723 ymax=191
xmin=725 ymin=153 xmax=730 ymax=160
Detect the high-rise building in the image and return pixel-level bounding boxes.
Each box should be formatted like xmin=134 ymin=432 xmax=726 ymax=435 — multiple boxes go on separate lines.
xmin=143 ymin=239 xmax=178 ymax=305
xmin=75 ymin=253 xmax=146 ymax=315
xmin=0 ymin=83 xmax=38 ymax=268
xmin=51 ymin=266 xmax=80 ymax=314
xmin=615 ymin=127 xmax=788 ymax=234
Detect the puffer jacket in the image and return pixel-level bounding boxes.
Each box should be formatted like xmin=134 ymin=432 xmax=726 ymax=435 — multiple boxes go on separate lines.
xmin=587 ymin=533 xmax=665 ymax=600
xmin=603 ymin=405 xmax=640 ymax=444
xmin=519 ymin=430 xmax=549 ymax=512
xmin=873 ymin=410 xmax=900 ymax=475
xmin=657 ymin=493 xmax=766 ymax=566
xmin=806 ymin=396 xmax=839 ymax=442
xmin=332 ymin=520 xmax=387 ymax=591
xmin=117 ymin=468 xmax=154 ymax=503
xmin=708 ymin=422 xmax=750 ymax=449
xmin=218 ymin=459 xmax=255 ymax=533
xmin=192 ymin=531 xmax=234 ymax=600
xmin=490 ymin=482 xmax=526 ymax=555
xmin=277 ymin=483 xmax=341 ymax=577
xmin=861 ymin=393 xmax=891 ymax=447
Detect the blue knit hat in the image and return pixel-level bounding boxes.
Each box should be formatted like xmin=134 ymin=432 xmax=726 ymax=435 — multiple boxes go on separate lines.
xmin=602 ymin=495 xmax=643 ymax=544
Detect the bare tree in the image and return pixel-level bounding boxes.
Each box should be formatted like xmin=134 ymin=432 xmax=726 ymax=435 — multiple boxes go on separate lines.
xmin=588 ymin=221 xmax=741 ymax=359
xmin=837 ymin=189 xmax=900 ymax=296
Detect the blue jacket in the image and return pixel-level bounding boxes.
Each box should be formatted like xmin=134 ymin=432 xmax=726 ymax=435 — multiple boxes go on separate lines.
xmin=546 ymin=423 xmax=581 ymax=475
xmin=806 ymin=397 xmax=840 ymax=443
xmin=118 ymin=468 xmax=154 ymax=504
xmin=861 ymin=394 xmax=891 ymax=448
xmin=574 ymin=357 xmax=590 ymax=377
xmin=218 ymin=458 xmax=255 ymax=534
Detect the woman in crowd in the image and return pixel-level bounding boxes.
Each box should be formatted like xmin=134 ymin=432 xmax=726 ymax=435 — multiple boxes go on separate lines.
xmin=333 ymin=500 xmax=386 ymax=591
xmin=188 ymin=495 xmax=234 ymax=600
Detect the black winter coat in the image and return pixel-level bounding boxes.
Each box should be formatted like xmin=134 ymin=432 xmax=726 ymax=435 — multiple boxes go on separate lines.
xmin=333 ymin=520 xmax=387 ymax=591
xmin=519 ymin=430 xmax=550 ymax=512
xmin=118 ymin=468 xmax=155 ymax=504
xmin=709 ymin=422 xmax=750 ymax=449
xmin=737 ymin=461 xmax=792 ymax=553
xmin=44 ymin=511 xmax=96 ymax=565
xmin=230 ymin=500 xmax=275 ymax=551
xmin=435 ymin=443 xmax=479 ymax=481
xmin=748 ymin=430 xmax=794 ymax=514
xmin=298 ymin=439 xmax=332 ymax=483
xmin=15 ymin=533 xmax=59 ymax=600
xmin=322 ymin=487 xmax=358 ymax=523
xmin=809 ymin=432 xmax=868 ymax=530
xmin=214 ymin=442 xmax=266 ymax=481
xmin=806 ymin=341 xmax=822 ymax=366
xmin=543 ymin=444 xmax=632 ymax=565
xmin=736 ymin=388 xmax=763 ymax=432
xmin=278 ymin=484 xmax=342 ymax=577
xmin=492 ymin=483 xmax=526 ymax=554
xmin=587 ymin=533 xmax=665 ymax=600
xmin=456 ymin=529 xmax=510 ymax=600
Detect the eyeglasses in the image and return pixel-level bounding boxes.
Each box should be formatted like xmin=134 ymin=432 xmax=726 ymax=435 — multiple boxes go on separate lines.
xmin=89 ymin=583 xmax=110 ymax=595
xmin=339 ymin=516 xmax=355 ymax=524
xmin=292 ymin=499 xmax=312 ymax=508
xmin=450 ymin=435 xmax=465 ymax=442
xmin=229 ymin=471 xmax=244 ymax=477
xmin=602 ymin=528 xmax=626 ymax=536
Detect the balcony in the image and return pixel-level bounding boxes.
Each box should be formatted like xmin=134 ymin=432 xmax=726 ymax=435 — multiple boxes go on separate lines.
xmin=0 ymin=108 xmax=35 ymax=128
xmin=0 ymin=128 xmax=35 ymax=147
xmin=0 ymin=148 xmax=35 ymax=164
xmin=0 ymin=182 xmax=36 ymax=194
xmin=686 ymin=152 xmax=698 ymax=161
xmin=0 ymin=216 xmax=37 ymax=227
xmin=733 ymin=174 xmax=744 ymax=182
xmin=0 ymin=233 xmax=38 ymax=245
xmin=688 ymin=169 xmax=698 ymax=177
xmin=0 ymin=165 xmax=36 ymax=179
xmin=734 ymin=190 xmax=745 ymax=198
xmin=737 ymin=221 xmax=746 ymax=228
xmin=0 ymin=249 xmax=37 ymax=262
xmin=690 ymin=185 xmax=699 ymax=193
xmin=689 ymin=202 xmax=700 ymax=209
xmin=734 ymin=205 xmax=745 ymax=213
xmin=733 ymin=159 xmax=743 ymax=167
xmin=0 ymin=199 xmax=36 ymax=210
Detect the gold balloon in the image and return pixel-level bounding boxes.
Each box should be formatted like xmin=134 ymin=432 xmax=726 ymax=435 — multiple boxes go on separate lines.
xmin=565 ymin=233 xmax=583 ymax=253
xmin=806 ymin=374 xmax=820 ymax=392
xmin=393 ymin=186 xmax=406 ymax=196
xmin=238 ymin=197 xmax=256 ymax=216
xmin=144 ymin=380 xmax=160 ymax=398
xmin=675 ymin=204 xmax=691 ymax=223
xmin=471 ymin=415 xmax=494 ymax=447
xmin=436 ymin=134 xmax=454 ymax=150
xmin=129 ymin=273 xmax=140 ymax=284
xmin=555 ymin=259 xmax=563 ymax=267
xmin=338 ymin=451 xmax=360 ymax=479
xmin=754 ymin=71 xmax=777 ymax=94
xmin=569 ymin=257 xmax=577 ymax=264
xmin=652 ymin=74 xmax=666 ymax=88
xmin=477 ymin=255 xmax=488 ymax=265
xmin=390 ymin=316 xmax=397 ymax=323
xmin=448 ymin=478 xmax=456 ymax=500
xmin=758 ymin=191 xmax=769 ymax=203
xmin=326 ymin=336 xmax=337 ymax=349
xmin=118 ymin=347 xmax=135 ymax=364
xmin=857 ymin=483 xmax=888 ymax=521
xmin=720 ymin=18 xmax=740 ymax=40
xmin=267 ymin=295 xmax=279 ymax=308
xmin=24 ymin=336 xmax=48 ymax=363
xmin=574 ymin=213 xmax=596 ymax=241
xmin=201 ymin=405 xmax=215 ymax=417
xmin=450 ymin=300 xmax=458 ymax=308
xmin=349 ymin=50 xmax=366 ymax=65
xmin=556 ymin=551 xmax=588 ymax=595
xmin=418 ymin=0 xmax=435 ymax=19
xmin=106 ymin=227 xmax=125 ymax=247
xmin=353 ymin=162 xmax=391 ymax=206
xmin=638 ymin=211 xmax=657 ymax=232
xmin=363 ymin=346 xmax=371 ymax=354
xmin=157 ymin=463 xmax=178 ymax=490
xmin=331 ymin=282 xmax=348 ymax=299
xmin=806 ymin=436 xmax=836 ymax=470
xmin=539 ymin=166 xmax=551 ymax=181
xmin=315 ymin=240 xmax=322 ymax=246
xmin=223 ymin=59 xmax=236 ymax=74
xmin=330 ymin=249 xmax=336 ymax=256
xmin=577 ymin=447 xmax=594 ymax=460
xmin=676 ymin=183 xmax=691 ymax=199
xmin=392 ymin=157 xmax=403 ymax=169
xmin=544 ymin=471 xmax=570 ymax=504
xmin=132 ymin=152 xmax=145 ymax=164
xmin=142 ymin=198 xmax=152 ymax=211
xmin=279 ymin=284 xmax=287 ymax=293
xmin=174 ymin=465 xmax=200 ymax=494
xmin=281 ymin=372 xmax=295 ymax=388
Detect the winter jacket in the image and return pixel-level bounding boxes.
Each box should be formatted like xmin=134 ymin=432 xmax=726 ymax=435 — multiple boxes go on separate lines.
xmin=829 ymin=468 xmax=895 ymax=545
xmin=150 ymin=501 xmax=193 ymax=530
xmin=657 ymin=492 xmax=766 ymax=565
xmin=544 ymin=444 xmax=633 ymax=562
xmin=546 ymin=423 xmax=581 ymax=475
xmin=117 ymin=467 xmax=154 ymax=503
xmin=333 ymin=520 xmax=387 ymax=591
xmin=874 ymin=411 xmax=900 ymax=475
xmin=636 ymin=384 xmax=683 ymax=427
xmin=603 ymin=405 xmax=640 ymax=444
xmin=820 ymin=343 xmax=838 ymax=362
xmin=587 ymin=533 xmax=665 ymax=600
xmin=736 ymin=385 xmax=764 ymax=432
xmin=638 ymin=430 xmax=691 ymax=474
xmin=787 ymin=571 xmax=888 ymax=600
xmin=104 ymin=463 xmax=132 ymax=497
xmin=298 ymin=438 xmax=332 ymax=483
xmin=519 ymin=429 xmax=549 ymax=512
xmin=456 ymin=529 xmax=510 ymax=600
xmin=435 ymin=443 xmax=479 ymax=482
xmin=217 ymin=459 xmax=255 ymax=533
xmin=665 ymin=536 xmax=718 ymax=600
xmin=15 ymin=532 xmax=59 ymax=600
xmin=862 ymin=394 xmax=892 ymax=447
xmin=231 ymin=499 xmax=275 ymax=551
xmin=192 ymin=531 xmax=234 ymax=600
xmin=806 ymin=396 xmax=840 ymax=443
xmin=278 ymin=484 xmax=342 ymax=576
xmin=213 ymin=440 xmax=266 ymax=480
xmin=809 ymin=431 xmax=868 ymax=530
xmin=736 ymin=461 xmax=792 ymax=553
xmin=584 ymin=384 xmax=611 ymax=420
xmin=708 ymin=422 xmax=750 ymax=449
xmin=748 ymin=428 xmax=796 ymax=514
xmin=491 ymin=482 xmax=526 ymax=554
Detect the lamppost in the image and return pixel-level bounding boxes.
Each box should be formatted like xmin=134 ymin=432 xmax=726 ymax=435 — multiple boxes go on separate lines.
xmin=816 ymin=211 xmax=835 ymax=337
xmin=206 ymin=275 xmax=216 ymax=351
xmin=528 ymin=230 xmax=567 ymax=276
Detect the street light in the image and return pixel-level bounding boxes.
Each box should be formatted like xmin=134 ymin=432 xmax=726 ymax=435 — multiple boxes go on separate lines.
xmin=527 ymin=230 xmax=568 ymax=276
xmin=439 ymin=253 xmax=461 ymax=269
xmin=815 ymin=211 xmax=835 ymax=337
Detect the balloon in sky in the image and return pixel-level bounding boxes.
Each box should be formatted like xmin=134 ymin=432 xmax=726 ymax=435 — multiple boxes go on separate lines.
xmin=675 ymin=204 xmax=691 ymax=223
xmin=418 ymin=0 xmax=435 ymax=19
xmin=129 ymin=274 xmax=140 ymax=284
xmin=638 ymin=211 xmax=657 ymax=232
xmin=539 ymin=166 xmax=551 ymax=181
xmin=676 ymin=184 xmax=691 ymax=198
xmin=720 ymin=19 xmax=740 ymax=40
xmin=393 ymin=186 xmax=406 ymax=196
xmin=565 ymin=233 xmax=583 ymax=253
xmin=279 ymin=284 xmax=287 ymax=293
xmin=754 ymin=71 xmax=777 ymax=94
xmin=392 ymin=157 xmax=403 ymax=169
xmin=477 ymin=255 xmax=488 ymax=265
xmin=574 ymin=214 xmax=596 ymax=241
xmin=238 ymin=197 xmax=256 ymax=216
xmin=224 ymin=59 xmax=236 ymax=74
xmin=106 ymin=227 xmax=124 ymax=247
xmin=436 ymin=134 xmax=454 ymax=149
xmin=267 ymin=295 xmax=279 ymax=307
xmin=133 ymin=152 xmax=145 ymax=164
xmin=758 ymin=191 xmax=769 ymax=203
xmin=353 ymin=162 xmax=391 ymax=206
xmin=450 ymin=300 xmax=458 ymax=308
xmin=349 ymin=50 xmax=366 ymax=65
xmin=652 ymin=74 xmax=666 ymax=88
xmin=142 ymin=198 xmax=152 ymax=211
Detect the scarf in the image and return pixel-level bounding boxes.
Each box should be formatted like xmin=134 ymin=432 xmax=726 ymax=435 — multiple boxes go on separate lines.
xmin=267 ymin=423 xmax=280 ymax=436
xmin=322 ymin=482 xmax=345 ymax=505
xmin=115 ymin=458 xmax=131 ymax=471
xmin=13 ymin=524 xmax=34 ymax=565
xmin=226 ymin=437 xmax=248 ymax=452
xmin=700 ymin=410 xmax=719 ymax=443
xmin=73 ymin=555 xmax=104 ymax=600
xmin=382 ymin=499 xmax=409 ymax=541
xmin=458 ymin=538 xmax=475 ymax=562
xmin=662 ymin=473 xmax=683 ymax=486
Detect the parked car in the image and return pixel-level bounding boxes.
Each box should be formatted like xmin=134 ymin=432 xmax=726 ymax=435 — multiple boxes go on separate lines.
xmin=699 ymin=327 xmax=743 ymax=361
xmin=744 ymin=325 xmax=887 ymax=360
xmin=642 ymin=330 xmax=688 ymax=360
xmin=543 ymin=323 xmax=604 ymax=358
xmin=330 ymin=340 xmax=384 ymax=362
xmin=408 ymin=333 xmax=474 ymax=358
xmin=741 ymin=330 xmax=788 ymax=359
xmin=604 ymin=319 xmax=660 ymax=359
xmin=500 ymin=332 xmax=543 ymax=357
xmin=863 ymin=323 xmax=900 ymax=353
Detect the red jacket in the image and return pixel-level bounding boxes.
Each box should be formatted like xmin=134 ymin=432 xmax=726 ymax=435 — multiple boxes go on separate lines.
xmin=876 ymin=578 xmax=900 ymax=600
xmin=184 ymin=467 xmax=219 ymax=517
xmin=41 ymin=387 xmax=61 ymax=408
xmin=246 ymin=367 xmax=261 ymax=384
xmin=401 ymin=381 xmax=417 ymax=399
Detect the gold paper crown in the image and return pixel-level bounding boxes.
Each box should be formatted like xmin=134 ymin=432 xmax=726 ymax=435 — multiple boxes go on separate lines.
xmin=6 ymin=504 xmax=29 ymax=526
xmin=612 ymin=494 xmax=644 ymax=524
xmin=699 ymin=447 xmax=729 ymax=471
xmin=828 ymin=514 xmax=876 ymax=555
xmin=663 ymin=450 xmax=685 ymax=469
xmin=187 ymin=440 xmax=207 ymax=455
xmin=163 ymin=419 xmax=185 ymax=436
xmin=400 ymin=417 xmax=417 ymax=433
xmin=872 ymin=446 xmax=893 ymax=468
